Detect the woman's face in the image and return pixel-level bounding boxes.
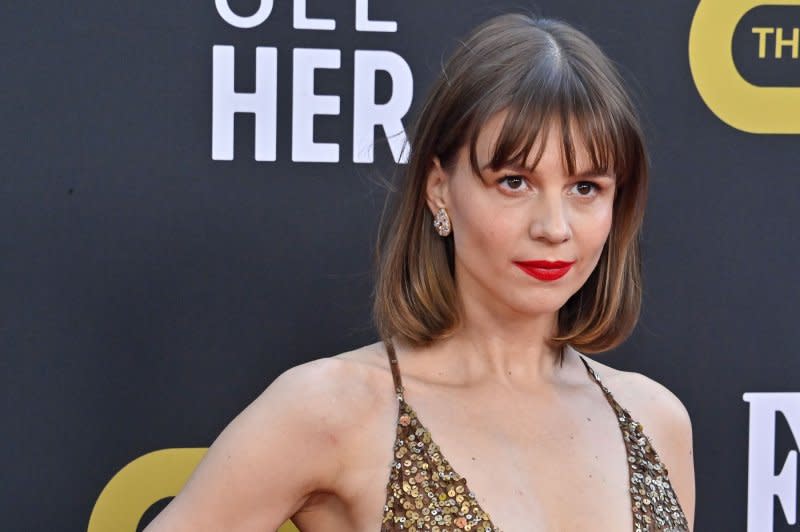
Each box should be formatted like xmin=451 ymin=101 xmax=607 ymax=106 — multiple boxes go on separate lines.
xmin=426 ymin=111 xmax=617 ymax=319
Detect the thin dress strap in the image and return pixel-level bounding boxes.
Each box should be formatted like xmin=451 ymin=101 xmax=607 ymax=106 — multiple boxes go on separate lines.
xmin=578 ymin=353 xmax=609 ymax=393
xmin=577 ymin=353 xmax=631 ymax=417
xmin=384 ymin=339 xmax=405 ymax=402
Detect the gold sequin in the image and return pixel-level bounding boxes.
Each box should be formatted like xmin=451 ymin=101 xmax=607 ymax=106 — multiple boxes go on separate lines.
xmin=382 ymin=400 xmax=496 ymax=531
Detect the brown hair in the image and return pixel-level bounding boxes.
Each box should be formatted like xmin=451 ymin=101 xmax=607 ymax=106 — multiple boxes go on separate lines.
xmin=372 ymin=14 xmax=648 ymax=356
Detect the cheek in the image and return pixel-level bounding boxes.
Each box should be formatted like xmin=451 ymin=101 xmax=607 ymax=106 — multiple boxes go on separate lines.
xmin=595 ymin=205 xmax=614 ymax=240
xmin=449 ymin=186 xmax=518 ymax=260
xmin=575 ymin=202 xmax=614 ymax=259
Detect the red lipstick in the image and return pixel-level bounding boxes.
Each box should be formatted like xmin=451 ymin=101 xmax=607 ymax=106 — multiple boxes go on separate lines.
xmin=513 ymin=260 xmax=575 ymax=281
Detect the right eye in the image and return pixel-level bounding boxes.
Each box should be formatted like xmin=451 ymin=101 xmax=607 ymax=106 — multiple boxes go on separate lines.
xmin=497 ymin=175 xmax=530 ymax=193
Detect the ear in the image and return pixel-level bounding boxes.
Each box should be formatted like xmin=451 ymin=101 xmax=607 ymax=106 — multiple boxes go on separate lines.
xmin=425 ymin=156 xmax=450 ymax=215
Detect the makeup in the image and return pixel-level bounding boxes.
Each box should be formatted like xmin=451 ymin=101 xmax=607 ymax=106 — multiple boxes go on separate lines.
xmin=513 ymin=260 xmax=575 ymax=281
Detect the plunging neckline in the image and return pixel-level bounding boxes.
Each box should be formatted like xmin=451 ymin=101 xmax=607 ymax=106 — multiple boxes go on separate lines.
xmin=381 ymin=344 xmax=690 ymax=531
xmin=390 ymin=366 xmax=616 ymax=531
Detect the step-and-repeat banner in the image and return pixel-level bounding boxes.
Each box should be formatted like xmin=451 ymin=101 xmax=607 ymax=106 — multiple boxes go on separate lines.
xmin=2 ymin=1 xmax=799 ymax=530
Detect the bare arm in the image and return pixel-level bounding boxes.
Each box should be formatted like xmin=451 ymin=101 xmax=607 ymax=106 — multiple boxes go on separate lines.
xmin=143 ymin=358 xmax=350 ymax=532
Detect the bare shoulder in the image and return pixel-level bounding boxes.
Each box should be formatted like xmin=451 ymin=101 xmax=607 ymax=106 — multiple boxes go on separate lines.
xmin=573 ymin=353 xmax=692 ymax=437
xmin=270 ymin=341 xmax=394 ymax=438
xmin=587 ymin=358 xmax=692 ymax=430
xmin=621 ymin=371 xmax=693 ymax=438
xmin=281 ymin=344 xmax=386 ymax=409
xmin=581 ymin=354 xmax=696 ymax=531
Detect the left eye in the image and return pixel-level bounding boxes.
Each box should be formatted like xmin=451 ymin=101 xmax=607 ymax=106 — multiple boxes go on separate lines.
xmin=572 ymin=182 xmax=599 ymax=196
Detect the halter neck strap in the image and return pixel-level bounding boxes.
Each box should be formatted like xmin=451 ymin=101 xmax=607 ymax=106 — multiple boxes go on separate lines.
xmin=384 ymin=339 xmax=405 ymax=402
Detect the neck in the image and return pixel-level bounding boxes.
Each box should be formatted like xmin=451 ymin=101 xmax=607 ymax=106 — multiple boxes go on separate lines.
xmin=433 ymin=284 xmax=569 ymax=388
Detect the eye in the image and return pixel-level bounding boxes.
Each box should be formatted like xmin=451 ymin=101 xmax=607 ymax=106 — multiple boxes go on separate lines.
xmin=497 ymin=175 xmax=530 ymax=193
xmin=571 ymin=181 xmax=600 ymax=197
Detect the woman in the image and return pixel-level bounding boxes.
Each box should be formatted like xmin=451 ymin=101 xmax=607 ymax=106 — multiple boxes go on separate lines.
xmin=146 ymin=13 xmax=695 ymax=532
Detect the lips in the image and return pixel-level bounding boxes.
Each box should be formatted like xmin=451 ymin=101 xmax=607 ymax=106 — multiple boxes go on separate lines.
xmin=513 ymin=260 xmax=576 ymax=281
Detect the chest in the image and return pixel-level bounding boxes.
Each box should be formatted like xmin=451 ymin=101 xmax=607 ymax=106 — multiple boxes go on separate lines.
xmin=349 ymin=390 xmax=635 ymax=531
xmin=443 ymin=429 xmax=634 ymax=530
xmin=429 ymin=397 xmax=631 ymax=529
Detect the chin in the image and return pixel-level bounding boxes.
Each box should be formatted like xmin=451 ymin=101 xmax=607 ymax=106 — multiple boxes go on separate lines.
xmin=509 ymin=298 xmax=568 ymax=317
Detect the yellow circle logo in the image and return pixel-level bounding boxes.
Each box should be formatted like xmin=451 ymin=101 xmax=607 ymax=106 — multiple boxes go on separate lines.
xmin=689 ymin=0 xmax=800 ymax=133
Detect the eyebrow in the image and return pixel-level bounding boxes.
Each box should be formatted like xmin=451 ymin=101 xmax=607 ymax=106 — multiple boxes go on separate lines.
xmin=480 ymin=162 xmax=614 ymax=178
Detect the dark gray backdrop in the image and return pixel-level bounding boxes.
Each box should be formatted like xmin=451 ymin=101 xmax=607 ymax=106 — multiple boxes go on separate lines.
xmin=2 ymin=1 xmax=798 ymax=531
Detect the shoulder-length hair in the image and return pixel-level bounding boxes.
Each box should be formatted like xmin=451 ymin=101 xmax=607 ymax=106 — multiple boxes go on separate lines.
xmin=372 ymin=14 xmax=648 ymax=355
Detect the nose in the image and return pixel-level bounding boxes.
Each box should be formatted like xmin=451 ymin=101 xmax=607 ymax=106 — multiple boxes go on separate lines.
xmin=529 ymin=194 xmax=571 ymax=244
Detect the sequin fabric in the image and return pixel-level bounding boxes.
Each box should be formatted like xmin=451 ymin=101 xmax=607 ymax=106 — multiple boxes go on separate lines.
xmin=382 ymin=397 xmax=498 ymax=532
xmin=381 ymin=342 xmax=690 ymax=532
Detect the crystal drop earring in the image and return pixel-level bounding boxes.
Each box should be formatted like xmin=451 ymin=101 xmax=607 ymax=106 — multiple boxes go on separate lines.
xmin=433 ymin=207 xmax=451 ymax=237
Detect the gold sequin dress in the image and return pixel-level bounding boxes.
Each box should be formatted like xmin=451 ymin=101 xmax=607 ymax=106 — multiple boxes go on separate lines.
xmin=381 ymin=342 xmax=689 ymax=531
